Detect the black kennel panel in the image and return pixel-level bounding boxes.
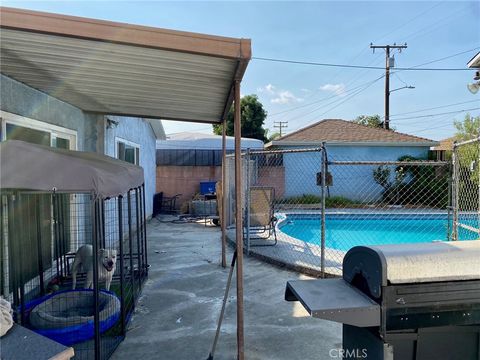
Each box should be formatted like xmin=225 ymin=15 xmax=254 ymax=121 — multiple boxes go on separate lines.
xmin=0 ymin=188 xmax=148 ymax=359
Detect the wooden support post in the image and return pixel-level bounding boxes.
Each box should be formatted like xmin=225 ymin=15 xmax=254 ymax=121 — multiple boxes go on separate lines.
xmin=221 ymin=123 xmax=227 ymax=268
xmin=234 ymin=80 xmax=245 ymax=360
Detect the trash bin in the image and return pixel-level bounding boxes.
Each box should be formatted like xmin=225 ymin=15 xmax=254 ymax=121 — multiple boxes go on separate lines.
xmin=200 ymin=181 xmax=216 ymax=195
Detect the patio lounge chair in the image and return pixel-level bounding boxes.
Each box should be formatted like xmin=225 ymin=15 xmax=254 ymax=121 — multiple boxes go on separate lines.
xmin=244 ymin=186 xmax=277 ymax=246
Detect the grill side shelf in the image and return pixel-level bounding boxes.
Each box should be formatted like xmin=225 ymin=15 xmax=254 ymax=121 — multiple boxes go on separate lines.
xmin=285 ymin=278 xmax=381 ymax=327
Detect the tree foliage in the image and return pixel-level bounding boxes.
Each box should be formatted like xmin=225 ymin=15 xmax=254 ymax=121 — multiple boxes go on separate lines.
xmin=373 ymin=155 xmax=448 ymax=208
xmin=267 ymin=131 xmax=281 ymax=142
xmin=353 ymin=115 xmax=384 ymax=129
xmin=454 ymin=113 xmax=479 ymax=189
xmin=454 ymin=113 xmax=479 ymax=141
xmin=373 ymin=166 xmax=391 ymax=190
xmin=213 ymin=95 xmax=268 ymax=142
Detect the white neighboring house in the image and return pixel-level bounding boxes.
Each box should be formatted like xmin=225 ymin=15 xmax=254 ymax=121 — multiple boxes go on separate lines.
xmin=156 ymin=131 xmax=264 ymax=150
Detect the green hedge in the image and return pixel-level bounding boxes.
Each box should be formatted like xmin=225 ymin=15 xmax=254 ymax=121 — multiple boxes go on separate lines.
xmin=278 ymin=194 xmax=358 ymax=207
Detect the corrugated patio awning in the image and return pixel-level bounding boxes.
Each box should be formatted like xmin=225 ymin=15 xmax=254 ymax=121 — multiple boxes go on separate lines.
xmin=0 ymin=7 xmax=251 ymax=123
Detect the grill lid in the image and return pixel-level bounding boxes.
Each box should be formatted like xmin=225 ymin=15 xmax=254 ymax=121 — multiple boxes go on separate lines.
xmin=343 ymin=240 xmax=480 ymax=299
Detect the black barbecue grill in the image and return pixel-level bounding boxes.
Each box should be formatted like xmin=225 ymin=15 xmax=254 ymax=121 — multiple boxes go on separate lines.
xmin=285 ymin=241 xmax=480 ymax=360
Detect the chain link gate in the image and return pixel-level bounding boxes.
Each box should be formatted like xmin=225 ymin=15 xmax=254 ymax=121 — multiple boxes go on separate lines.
xmin=452 ymin=137 xmax=480 ymax=241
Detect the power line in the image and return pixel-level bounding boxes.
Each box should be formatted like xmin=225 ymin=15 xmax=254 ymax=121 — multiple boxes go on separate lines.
xmin=264 ymin=46 xmax=478 ymax=119
xmin=391 ymin=107 xmax=480 ymax=122
xmin=394 ymin=72 xmax=408 ymax=86
xmin=298 ymin=4 xmax=443 ymax=116
xmin=314 ymin=78 xmax=384 ymax=118
xmin=403 ymin=5 xmax=470 ymax=43
xmin=296 ymin=77 xmax=383 ymax=120
xmin=411 ymin=117 xmax=460 ymax=134
xmin=292 ymin=51 xmax=382 ymax=107
xmin=252 ymin=56 xmax=473 ymax=71
xmin=388 ymin=99 xmax=480 ymax=119
xmin=285 ymin=75 xmax=385 ymax=127
xmin=269 ymin=75 xmax=385 ymax=117
xmin=396 ymin=47 xmax=480 ymax=71
xmin=269 ymin=55 xmax=385 ymax=119
xmin=253 ymin=46 xmax=480 ymax=71
xmin=415 ymin=123 xmax=456 ymax=134
xmin=373 ymin=1 xmax=443 ymax=43
xmin=259 ymin=44 xmax=478 ymax=132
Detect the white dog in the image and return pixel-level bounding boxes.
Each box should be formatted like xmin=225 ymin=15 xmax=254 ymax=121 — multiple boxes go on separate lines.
xmin=71 ymin=245 xmax=117 ymax=291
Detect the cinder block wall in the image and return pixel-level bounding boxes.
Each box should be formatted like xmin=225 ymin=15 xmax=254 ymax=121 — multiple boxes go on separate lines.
xmin=156 ymin=165 xmax=222 ymax=210
xmin=257 ymin=166 xmax=285 ymax=198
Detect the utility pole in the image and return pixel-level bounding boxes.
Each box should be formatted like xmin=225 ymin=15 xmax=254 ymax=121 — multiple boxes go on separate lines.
xmin=273 ymin=121 xmax=288 ymax=137
xmin=370 ymin=43 xmax=407 ymax=130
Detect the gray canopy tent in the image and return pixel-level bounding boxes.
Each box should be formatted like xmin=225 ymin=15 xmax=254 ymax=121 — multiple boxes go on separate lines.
xmin=0 ymin=140 xmax=144 ymax=198
xmin=0 ymin=140 xmax=148 ymax=359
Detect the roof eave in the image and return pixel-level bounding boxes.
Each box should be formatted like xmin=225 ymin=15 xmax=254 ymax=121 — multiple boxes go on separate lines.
xmin=467 ymin=52 xmax=480 ymax=68
xmin=220 ymin=45 xmax=251 ymax=122
xmin=0 ymin=7 xmax=251 ymax=124
xmin=268 ymin=140 xmax=439 ymax=147
xmin=0 ymin=6 xmax=251 ymax=60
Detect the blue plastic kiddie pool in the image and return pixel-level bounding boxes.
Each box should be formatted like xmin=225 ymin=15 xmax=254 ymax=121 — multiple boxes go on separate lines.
xmin=26 ymin=289 xmax=121 ymax=346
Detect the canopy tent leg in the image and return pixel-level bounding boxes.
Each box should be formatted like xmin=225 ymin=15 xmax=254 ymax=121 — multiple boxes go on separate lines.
xmin=234 ymin=80 xmax=245 ymax=360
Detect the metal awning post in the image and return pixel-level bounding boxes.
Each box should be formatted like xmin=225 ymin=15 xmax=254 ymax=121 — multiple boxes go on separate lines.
xmin=221 ymin=123 xmax=227 ymax=268
xmin=234 ymin=80 xmax=245 ymax=360
xmin=452 ymin=143 xmax=459 ymax=241
xmin=320 ymin=143 xmax=326 ymax=277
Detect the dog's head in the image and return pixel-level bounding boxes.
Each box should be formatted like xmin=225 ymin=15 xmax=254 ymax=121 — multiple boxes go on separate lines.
xmin=100 ymin=249 xmax=117 ymax=272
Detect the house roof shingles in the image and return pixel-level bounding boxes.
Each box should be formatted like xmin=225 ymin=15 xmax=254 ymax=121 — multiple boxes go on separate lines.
xmin=432 ymin=137 xmax=455 ymax=151
xmin=274 ymin=119 xmax=437 ymax=145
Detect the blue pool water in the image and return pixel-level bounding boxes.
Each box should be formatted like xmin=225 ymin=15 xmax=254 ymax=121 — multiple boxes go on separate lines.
xmin=279 ymin=214 xmax=478 ymax=251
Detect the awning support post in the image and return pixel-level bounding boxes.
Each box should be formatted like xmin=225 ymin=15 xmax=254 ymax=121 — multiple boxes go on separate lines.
xmin=234 ymin=79 xmax=245 ymax=360
xmin=221 ymin=122 xmax=227 ymax=268
xmin=320 ymin=143 xmax=326 ymax=278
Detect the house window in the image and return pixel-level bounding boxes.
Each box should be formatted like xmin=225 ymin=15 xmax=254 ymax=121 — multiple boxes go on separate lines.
xmin=116 ymin=138 xmax=140 ymax=165
xmin=0 ymin=111 xmax=78 ymax=287
xmin=0 ymin=110 xmax=77 ymax=149
xmin=6 ymin=123 xmax=51 ymax=146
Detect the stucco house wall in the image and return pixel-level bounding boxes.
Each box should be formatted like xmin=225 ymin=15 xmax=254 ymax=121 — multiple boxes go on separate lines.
xmin=282 ymin=145 xmax=431 ymax=201
xmin=104 ymin=116 xmax=157 ymax=217
xmin=0 ymin=74 xmax=103 ymax=152
xmin=1 ymin=74 xmax=158 ymax=217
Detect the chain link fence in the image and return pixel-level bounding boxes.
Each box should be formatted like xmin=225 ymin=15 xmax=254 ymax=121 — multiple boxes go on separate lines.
xmin=225 ymin=145 xmax=476 ymax=276
xmin=452 ymin=137 xmax=480 ymax=241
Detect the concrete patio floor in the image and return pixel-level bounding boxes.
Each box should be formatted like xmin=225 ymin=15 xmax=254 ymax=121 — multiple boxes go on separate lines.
xmin=112 ymin=216 xmax=341 ymax=360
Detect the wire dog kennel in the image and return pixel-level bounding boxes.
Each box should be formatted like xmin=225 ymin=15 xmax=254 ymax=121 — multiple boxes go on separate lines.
xmin=0 ymin=140 xmax=148 ymax=359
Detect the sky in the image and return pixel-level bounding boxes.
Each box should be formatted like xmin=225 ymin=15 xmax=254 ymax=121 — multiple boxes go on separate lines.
xmin=2 ymin=1 xmax=479 ymax=141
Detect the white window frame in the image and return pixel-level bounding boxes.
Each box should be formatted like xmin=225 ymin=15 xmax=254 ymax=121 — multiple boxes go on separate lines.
xmin=115 ymin=136 xmax=140 ymax=165
xmin=0 ymin=110 xmax=80 ymax=252
xmin=0 ymin=110 xmax=77 ymax=150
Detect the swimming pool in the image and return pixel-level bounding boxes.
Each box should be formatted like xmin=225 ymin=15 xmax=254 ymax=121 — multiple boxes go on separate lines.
xmin=279 ymin=214 xmax=479 ymax=252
